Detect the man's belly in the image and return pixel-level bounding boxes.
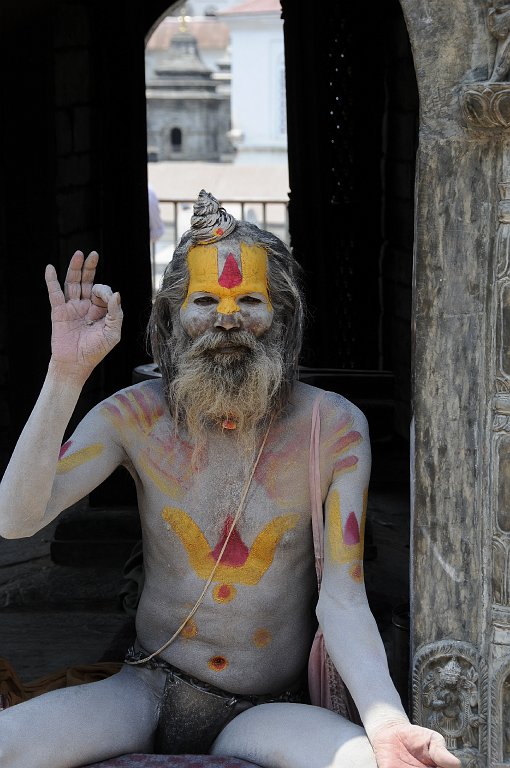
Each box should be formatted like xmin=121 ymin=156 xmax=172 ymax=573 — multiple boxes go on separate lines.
xmin=134 ymin=570 xmax=317 ymax=695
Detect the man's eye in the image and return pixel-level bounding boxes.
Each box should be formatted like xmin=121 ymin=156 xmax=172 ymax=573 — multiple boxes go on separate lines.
xmin=239 ymin=296 xmax=262 ymax=305
xmin=194 ymin=296 xmax=218 ymax=306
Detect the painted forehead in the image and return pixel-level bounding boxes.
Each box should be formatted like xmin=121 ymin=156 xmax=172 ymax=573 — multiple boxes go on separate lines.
xmin=185 ymin=241 xmax=270 ymax=301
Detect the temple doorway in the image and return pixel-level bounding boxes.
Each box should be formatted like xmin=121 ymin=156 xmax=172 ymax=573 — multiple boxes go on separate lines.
xmin=282 ymin=0 xmax=418 ymax=709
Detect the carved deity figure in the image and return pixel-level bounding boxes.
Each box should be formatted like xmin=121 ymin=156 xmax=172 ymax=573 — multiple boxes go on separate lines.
xmin=488 ymin=1 xmax=510 ymax=81
xmin=422 ymin=658 xmax=480 ymax=750
xmin=0 ymin=192 xmax=461 ymax=768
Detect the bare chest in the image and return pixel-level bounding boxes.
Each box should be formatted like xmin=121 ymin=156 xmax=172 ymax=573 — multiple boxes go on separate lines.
xmin=137 ymin=421 xmax=313 ymax=577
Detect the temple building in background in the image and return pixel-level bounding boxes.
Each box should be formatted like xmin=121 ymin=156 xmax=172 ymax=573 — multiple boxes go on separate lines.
xmin=145 ymin=0 xmax=286 ymax=165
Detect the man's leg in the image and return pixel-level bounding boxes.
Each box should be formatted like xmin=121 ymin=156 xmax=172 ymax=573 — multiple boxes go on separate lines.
xmin=211 ymin=702 xmax=378 ymax=768
xmin=0 ymin=664 xmax=165 ymax=768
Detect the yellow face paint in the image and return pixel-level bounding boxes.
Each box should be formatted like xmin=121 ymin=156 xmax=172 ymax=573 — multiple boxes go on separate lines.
xmin=184 ymin=242 xmax=271 ymax=315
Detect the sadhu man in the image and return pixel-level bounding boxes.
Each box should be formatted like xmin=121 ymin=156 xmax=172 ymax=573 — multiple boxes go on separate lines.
xmin=0 ymin=192 xmax=459 ymax=768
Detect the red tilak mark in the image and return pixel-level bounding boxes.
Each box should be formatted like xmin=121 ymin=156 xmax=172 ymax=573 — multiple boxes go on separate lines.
xmin=344 ymin=512 xmax=360 ymax=545
xmin=211 ymin=515 xmax=249 ymax=566
xmin=218 ymin=253 xmax=242 ymax=288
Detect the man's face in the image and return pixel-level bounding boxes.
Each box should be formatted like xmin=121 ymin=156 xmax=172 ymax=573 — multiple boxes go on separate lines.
xmin=179 ymin=242 xmax=273 ymax=340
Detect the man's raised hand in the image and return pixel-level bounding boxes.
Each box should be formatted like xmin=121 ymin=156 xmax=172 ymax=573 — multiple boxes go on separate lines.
xmin=45 ymin=250 xmax=123 ymax=381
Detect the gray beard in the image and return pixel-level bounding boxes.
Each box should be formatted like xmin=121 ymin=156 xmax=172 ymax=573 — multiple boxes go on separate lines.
xmin=168 ymin=327 xmax=285 ymax=463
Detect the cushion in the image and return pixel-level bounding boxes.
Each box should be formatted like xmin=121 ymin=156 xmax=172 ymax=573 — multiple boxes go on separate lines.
xmin=84 ymin=756 xmax=260 ymax=767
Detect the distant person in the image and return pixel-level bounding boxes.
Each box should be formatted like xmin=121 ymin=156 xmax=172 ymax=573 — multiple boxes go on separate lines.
xmin=148 ymin=184 xmax=165 ymax=242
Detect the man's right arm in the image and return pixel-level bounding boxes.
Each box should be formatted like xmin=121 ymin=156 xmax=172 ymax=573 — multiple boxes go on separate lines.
xmin=0 ymin=250 xmax=124 ymax=538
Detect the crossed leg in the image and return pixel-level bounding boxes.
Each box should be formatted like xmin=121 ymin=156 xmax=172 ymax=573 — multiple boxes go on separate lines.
xmin=0 ymin=664 xmax=165 ymax=768
xmin=211 ymin=702 xmax=378 ymax=768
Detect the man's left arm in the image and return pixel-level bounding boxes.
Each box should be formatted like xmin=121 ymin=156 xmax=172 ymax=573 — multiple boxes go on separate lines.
xmin=316 ymin=399 xmax=460 ymax=768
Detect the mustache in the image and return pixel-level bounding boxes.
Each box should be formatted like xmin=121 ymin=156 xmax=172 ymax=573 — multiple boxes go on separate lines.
xmin=186 ymin=329 xmax=258 ymax=357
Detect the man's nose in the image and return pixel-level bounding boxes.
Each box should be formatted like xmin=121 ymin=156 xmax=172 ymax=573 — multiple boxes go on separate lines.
xmin=215 ymin=312 xmax=241 ymax=331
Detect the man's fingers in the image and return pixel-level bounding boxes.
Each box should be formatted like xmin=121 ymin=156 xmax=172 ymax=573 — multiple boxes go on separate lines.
xmin=428 ymin=734 xmax=461 ymax=768
xmin=87 ymin=285 xmax=122 ymax=332
xmin=80 ymin=251 xmax=99 ymax=300
xmin=63 ymin=250 xmax=85 ymax=301
xmin=107 ymin=291 xmax=122 ymax=317
xmin=107 ymin=292 xmax=122 ymax=316
xmin=91 ymin=284 xmax=113 ymax=307
xmin=45 ymin=264 xmax=65 ymax=308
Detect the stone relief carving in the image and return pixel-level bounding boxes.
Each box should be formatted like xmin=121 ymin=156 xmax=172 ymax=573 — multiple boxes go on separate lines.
xmin=488 ymin=2 xmax=510 ymax=83
xmin=490 ymin=657 xmax=510 ymax=764
xmin=492 ymin=608 xmax=510 ymax=645
xmin=490 ymin=180 xmax=510 ymax=766
xmin=413 ymin=641 xmax=487 ymax=765
xmin=496 ymin=183 xmax=510 ymax=278
xmin=422 ymin=659 xmax=480 ymax=749
xmin=462 ymin=84 xmax=510 ymax=128
xmin=504 ymin=676 xmax=510 ymax=761
xmin=492 ymin=182 xmax=510 ymax=613
xmin=497 ymin=438 xmax=510 ymax=534
xmin=461 ymin=5 xmax=510 ymax=128
xmin=494 ymin=379 xmax=510 ymax=432
xmin=492 ymin=537 xmax=510 ymax=605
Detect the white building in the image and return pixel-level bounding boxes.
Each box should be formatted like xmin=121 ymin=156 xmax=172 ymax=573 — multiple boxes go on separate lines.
xmin=221 ymin=0 xmax=287 ymax=165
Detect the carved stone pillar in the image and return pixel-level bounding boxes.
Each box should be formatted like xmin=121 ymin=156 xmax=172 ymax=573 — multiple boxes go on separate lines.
xmin=398 ymin=1 xmax=510 ymax=766
xmin=488 ymin=182 xmax=510 ymax=768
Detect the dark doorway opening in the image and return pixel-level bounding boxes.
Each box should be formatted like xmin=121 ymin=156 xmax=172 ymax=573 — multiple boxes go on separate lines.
xmin=282 ymin=0 xmax=418 ymax=710
xmin=170 ymin=126 xmax=182 ymax=152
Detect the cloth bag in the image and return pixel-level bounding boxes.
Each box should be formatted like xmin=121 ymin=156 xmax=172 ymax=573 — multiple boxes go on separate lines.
xmin=307 ymin=394 xmax=360 ymax=723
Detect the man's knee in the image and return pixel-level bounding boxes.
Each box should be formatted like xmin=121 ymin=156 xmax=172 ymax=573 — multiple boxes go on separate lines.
xmin=0 ymin=711 xmax=29 ymax=767
xmin=211 ymin=703 xmax=377 ymax=768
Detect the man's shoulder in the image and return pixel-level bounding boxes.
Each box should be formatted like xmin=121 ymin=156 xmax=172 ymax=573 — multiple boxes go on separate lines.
xmin=291 ymin=381 xmax=368 ymax=430
xmin=98 ymin=378 xmax=170 ymax=429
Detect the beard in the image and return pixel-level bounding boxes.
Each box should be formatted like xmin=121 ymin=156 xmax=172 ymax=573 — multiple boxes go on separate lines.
xmin=167 ymin=325 xmax=285 ymax=464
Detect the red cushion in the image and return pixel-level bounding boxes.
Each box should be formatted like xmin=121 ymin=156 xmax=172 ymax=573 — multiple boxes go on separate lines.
xmin=84 ymin=756 xmax=260 ymax=767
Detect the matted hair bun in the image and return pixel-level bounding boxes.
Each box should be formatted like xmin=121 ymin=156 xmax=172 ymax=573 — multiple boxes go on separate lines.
xmin=190 ymin=189 xmax=237 ymax=244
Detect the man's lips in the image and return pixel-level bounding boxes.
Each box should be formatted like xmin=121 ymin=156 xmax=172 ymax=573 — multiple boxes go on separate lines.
xmin=209 ymin=345 xmax=246 ymax=353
